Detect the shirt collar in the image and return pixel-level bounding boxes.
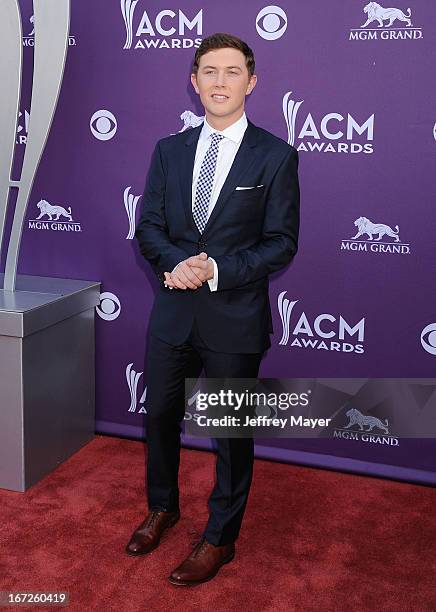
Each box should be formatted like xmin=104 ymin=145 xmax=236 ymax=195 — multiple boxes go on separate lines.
xmin=201 ymin=112 xmax=248 ymax=144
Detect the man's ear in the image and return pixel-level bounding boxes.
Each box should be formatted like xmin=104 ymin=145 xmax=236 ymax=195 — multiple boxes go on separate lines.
xmin=246 ymin=74 xmax=257 ymax=95
xmin=191 ymin=73 xmax=199 ymax=94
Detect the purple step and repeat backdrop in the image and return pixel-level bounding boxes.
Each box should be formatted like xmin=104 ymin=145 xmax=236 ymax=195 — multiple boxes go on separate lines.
xmin=7 ymin=1 xmax=436 ymax=483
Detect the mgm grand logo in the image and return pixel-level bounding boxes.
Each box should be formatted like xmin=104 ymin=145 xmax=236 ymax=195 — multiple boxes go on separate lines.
xmin=334 ymin=408 xmax=399 ymax=446
xmin=341 ymin=216 xmax=410 ymax=255
xmin=28 ymin=199 xmax=82 ymax=233
xmin=349 ymin=2 xmax=423 ymax=41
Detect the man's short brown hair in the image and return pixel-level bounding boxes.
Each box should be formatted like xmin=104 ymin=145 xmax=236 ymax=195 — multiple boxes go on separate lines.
xmin=192 ymin=33 xmax=255 ymax=78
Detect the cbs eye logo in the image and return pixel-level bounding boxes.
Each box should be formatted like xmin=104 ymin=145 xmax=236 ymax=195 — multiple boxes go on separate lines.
xmin=421 ymin=323 xmax=436 ymax=356
xmin=96 ymin=292 xmax=121 ymax=321
xmin=256 ymin=5 xmax=287 ymax=41
xmin=90 ymin=110 xmax=118 ymax=141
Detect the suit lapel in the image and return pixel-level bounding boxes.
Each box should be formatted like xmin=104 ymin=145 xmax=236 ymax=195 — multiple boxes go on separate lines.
xmin=177 ymin=119 xmax=260 ymax=238
xmin=202 ymin=120 xmax=260 ymax=238
xmin=178 ymin=123 xmax=203 ymax=235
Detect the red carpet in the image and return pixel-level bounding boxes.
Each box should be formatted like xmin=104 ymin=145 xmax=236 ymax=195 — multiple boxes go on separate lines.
xmin=0 ymin=435 xmax=435 ymax=611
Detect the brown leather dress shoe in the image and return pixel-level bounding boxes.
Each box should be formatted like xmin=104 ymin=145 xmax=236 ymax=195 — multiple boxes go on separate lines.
xmin=125 ymin=510 xmax=180 ymax=556
xmin=168 ymin=538 xmax=235 ymax=586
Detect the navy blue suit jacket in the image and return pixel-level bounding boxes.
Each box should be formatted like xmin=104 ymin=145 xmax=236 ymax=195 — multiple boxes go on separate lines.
xmin=135 ymin=118 xmax=300 ymax=353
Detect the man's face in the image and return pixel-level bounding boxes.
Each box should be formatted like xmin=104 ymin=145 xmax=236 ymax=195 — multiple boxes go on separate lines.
xmin=191 ymin=47 xmax=257 ymax=124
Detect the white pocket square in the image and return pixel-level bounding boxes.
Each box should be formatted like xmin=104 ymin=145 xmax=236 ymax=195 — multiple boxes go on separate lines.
xmin=235 ymin=184 xmax=264 ymax=190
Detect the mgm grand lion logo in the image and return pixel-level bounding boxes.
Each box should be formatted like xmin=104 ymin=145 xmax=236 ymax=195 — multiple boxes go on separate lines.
xmin=352 ymin=217 xmax=400 ymax=242
xmin=36 ymin=199 xmax=73 ymax=222
xmin=361 ymin=3 xmax=412 ymax=28
xmin=344 ymin=408 xmax=390 ymax=434
xmin=178 ymin=110 xmax=204 ymax=132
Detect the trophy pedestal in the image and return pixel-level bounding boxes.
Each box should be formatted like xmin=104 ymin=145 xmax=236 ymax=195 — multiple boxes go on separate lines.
xmin=0 ymin=274 xmax=100 ymax=492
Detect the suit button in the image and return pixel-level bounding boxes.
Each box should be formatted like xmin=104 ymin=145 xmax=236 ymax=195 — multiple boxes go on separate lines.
xmin=197 ymin=241 xmax=207 ymax=250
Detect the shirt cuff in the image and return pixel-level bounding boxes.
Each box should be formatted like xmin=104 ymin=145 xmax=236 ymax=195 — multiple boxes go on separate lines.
xmin=207 ymin=257 xmax=218 ymax=292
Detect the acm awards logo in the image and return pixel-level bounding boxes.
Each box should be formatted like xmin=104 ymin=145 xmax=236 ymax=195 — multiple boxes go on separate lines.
xmin=349 ymin=2 xmax=423 ymax=41
xmin=28 ymin=199 xmax=82 ymax=233
xmin=126 ymin=363 xmax=147 ymax=413
xmin=23 ymin=13 xmax=77 ymax=47
xmin=283 ymin=91 xmax=374 ymax=154
xmin=341 ymin=216 xmax=410 ymax=255
xmin=333 ymin=407 xmax=399 ymax=446
xmin=121 ymin=1 xmax=202 ymax=50
xmin=278 ymin=293 xmax=365 ymax=354
xmin=126 ymin=363 xmax=199 ymax=416
xmin=124 ymin=186 xmax=141 ymax=240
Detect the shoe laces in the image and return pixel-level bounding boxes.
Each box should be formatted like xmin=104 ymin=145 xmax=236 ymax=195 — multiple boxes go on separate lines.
xmin=145 ymin=511 xmax=161 ymax=529
xmin=191 ymin=537 xmax=210 ymax=558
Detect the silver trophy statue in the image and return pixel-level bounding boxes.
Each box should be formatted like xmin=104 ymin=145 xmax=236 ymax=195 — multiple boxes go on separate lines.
xmin=0 ymin=1 xmax=100 ymax=491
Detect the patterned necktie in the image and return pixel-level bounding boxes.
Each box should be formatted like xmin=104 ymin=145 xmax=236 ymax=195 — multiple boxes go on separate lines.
xmin=192 ymin=133 xmax=224 ymax=234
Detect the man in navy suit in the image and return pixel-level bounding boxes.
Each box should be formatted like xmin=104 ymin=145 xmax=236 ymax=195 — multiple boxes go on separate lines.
xmin=126 ymin=33 xmax=300 ymax=586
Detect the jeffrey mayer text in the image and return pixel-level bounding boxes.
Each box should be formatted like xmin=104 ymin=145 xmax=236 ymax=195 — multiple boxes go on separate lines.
xmin=196 ymin=415 xmax=332 ymax=429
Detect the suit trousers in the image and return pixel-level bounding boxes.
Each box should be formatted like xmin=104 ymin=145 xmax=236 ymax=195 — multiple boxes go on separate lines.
xmin=144 ymin=320 xmax=263 ymax=546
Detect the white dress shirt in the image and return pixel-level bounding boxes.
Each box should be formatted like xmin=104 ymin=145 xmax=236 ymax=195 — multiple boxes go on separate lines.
xmin=170 ymin=112 xmax=248 ymax=292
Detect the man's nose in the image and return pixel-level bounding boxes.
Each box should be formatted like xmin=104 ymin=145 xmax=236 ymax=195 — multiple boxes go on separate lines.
xmin=215 ymin=71 xmax=226 ymax=86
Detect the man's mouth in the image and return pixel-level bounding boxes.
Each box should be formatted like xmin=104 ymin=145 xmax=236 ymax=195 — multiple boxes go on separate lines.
xmin=211 ymin=94 xmax=229 ymax=101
